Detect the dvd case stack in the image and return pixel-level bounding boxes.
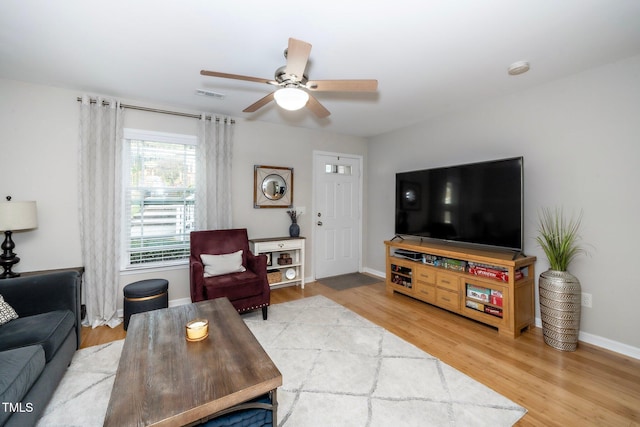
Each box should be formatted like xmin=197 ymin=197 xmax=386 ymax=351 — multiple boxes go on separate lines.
xmin=390 ymin=264 xmax=412 ymax=289
xmin=422 ymin=254 xmax=439 ymax=265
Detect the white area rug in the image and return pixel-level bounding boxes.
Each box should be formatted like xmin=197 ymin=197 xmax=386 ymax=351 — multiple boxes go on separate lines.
xmin=36 ymin=339 xmax=123 ymax=426
xmin=37 ymin=295 xmax=526 ymax=426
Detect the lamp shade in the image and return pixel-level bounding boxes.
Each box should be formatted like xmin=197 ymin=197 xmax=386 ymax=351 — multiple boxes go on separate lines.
xmin=0 ymin=201 xmax=38 ymax=231
xmin=273 ymin=87 xmax=309 ymax=111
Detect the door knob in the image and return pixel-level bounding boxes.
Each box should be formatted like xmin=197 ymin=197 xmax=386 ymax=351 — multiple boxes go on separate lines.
xmin=317 ymin=221 xmax=323 ymax=226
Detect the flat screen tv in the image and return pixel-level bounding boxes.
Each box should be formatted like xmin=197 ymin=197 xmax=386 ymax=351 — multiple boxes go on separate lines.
xmin=395 ymin=156 xmax=523 ymax=251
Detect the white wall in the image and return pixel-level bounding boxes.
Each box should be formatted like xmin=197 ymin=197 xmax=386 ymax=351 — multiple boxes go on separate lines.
xmin=0 ymin=78 xmax=367 ymax=309
xmin=367 ymin=54 xmax=640 ymax=352
xmin=1 ymin=80 xmax=82 ymax=270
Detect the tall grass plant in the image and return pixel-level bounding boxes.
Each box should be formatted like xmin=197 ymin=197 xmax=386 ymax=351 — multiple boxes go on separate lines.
xmin=536 ymin=208 xmax=585 ymax=271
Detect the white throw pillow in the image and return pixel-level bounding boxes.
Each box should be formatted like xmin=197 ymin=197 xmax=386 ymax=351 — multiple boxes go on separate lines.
xmin=201 ymin=250 xmax=246 ymax=278
xmin=0 ymin=294 xmax=19 ymax=325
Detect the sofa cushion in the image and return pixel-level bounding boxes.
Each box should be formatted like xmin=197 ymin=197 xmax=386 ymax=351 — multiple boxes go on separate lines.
xmin=0 ymin=294 xmax=19 ymax=325
xmin=203 ymin=270 xmax=263 ymax=301
xmin=201 ymin=250 xmax=247 ymax=277
xmin=0 ymin=345 xmax=45 ymax=426
xmin=0 ymin=310 xmax=75 ymax=362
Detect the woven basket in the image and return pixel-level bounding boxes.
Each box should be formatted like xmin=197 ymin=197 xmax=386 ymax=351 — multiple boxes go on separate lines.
xmin=267 ymin=270 xmax=282 ymax=284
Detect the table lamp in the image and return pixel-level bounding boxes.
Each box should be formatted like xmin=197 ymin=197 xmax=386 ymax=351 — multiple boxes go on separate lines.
xmin=0 ymin=196 xmax=38 ymax=279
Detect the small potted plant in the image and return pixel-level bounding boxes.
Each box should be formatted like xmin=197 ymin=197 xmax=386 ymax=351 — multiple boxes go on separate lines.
xmin=536 ymin=207 xmax=586 ymax=351
xmin=286 ymin=209 xmax=301 ymax=237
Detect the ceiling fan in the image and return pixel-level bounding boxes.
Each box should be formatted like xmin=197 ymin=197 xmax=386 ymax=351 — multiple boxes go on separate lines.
xmin=200 ymin=38 xmax=378 ymax=118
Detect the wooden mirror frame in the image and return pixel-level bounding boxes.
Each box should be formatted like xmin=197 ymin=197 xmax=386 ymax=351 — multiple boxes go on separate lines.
xmin=254 ymin=165 xmax=293 ymax=208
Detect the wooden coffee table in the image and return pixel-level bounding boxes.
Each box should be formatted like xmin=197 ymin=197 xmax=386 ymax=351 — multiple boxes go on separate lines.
xmin=103 ymin=298 xmax=282 ymax=427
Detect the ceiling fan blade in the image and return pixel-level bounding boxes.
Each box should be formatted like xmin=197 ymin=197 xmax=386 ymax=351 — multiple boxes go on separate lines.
xmin=306 ymin=94 xmax=330 ymax=118
xmin=200 ymin=70 xmax=273 ymax=85
xmin=306 ymin=79 xmax=378 ymax=92
xmin=243 ymin=92 xmax=275 ymax=113
xmin=285 ymin=38 xmax=312 ymax=80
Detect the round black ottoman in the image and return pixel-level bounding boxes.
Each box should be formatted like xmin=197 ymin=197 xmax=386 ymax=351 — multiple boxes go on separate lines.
xmin=123 ymin=279 xmax=169 ymax=331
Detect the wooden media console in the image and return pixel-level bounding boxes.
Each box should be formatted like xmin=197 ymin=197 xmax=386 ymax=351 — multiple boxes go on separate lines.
xmin=385 ymin=238 xmax=536 ymax=338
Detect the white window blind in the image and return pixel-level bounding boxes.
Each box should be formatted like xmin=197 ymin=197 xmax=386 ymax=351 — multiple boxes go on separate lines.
xmin=123 ymin=129 xmax=197 ymax=268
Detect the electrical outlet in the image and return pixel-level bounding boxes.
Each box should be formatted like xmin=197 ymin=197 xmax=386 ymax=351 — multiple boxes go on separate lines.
xmin=581 ymin=292 xmax=592 ymax=308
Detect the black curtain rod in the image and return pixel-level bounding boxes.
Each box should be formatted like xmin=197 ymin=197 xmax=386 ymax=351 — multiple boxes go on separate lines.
xmin=76 ymin=97 xmax=234 ymax=124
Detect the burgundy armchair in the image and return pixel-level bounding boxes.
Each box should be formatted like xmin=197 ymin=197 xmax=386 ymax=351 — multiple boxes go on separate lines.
xmin=190 ymin=228 xmax=270 ymax=319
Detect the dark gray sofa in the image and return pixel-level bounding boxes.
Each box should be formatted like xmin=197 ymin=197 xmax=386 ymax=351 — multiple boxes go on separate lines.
xmin=0 ymin=271 xmax=81 ymax=427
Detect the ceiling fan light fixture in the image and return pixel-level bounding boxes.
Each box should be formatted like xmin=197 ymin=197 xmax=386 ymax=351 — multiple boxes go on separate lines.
xmin=274 ymin=87 xmax=309 ymax=111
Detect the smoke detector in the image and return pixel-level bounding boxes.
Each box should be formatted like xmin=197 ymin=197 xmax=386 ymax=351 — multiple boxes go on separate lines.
xmin=508 ymin=61 xmax=530 ymax=76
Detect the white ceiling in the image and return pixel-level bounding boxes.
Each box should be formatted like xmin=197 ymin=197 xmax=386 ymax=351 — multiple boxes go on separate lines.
xmin=2 ymin=1 xmax=640 ymax=137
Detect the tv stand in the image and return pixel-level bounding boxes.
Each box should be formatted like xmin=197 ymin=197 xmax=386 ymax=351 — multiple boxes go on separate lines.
xmin=385 ymin=238 xmax=536 ymax=338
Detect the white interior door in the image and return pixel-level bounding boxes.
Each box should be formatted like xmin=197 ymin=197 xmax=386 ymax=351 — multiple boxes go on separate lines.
xmin=313 ymin=152 xmax=362 ymax=279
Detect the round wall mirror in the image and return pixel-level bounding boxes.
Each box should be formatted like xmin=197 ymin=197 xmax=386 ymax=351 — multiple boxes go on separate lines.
xmin=262 ymin=174 xmax=287 ymax=200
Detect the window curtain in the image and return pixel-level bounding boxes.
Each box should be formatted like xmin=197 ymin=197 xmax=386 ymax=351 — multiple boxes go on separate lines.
xmin=196 ymin=115 xmax=234 ymax=230
xmin=79 ymin=95 xmax=123 ymax=328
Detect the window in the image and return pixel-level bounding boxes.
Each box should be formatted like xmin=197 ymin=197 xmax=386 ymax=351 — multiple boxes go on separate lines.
xmin=325 ymin=163 xmax=352 ymax=175
xmin=122 ymin=129 xmax=197 ymax=269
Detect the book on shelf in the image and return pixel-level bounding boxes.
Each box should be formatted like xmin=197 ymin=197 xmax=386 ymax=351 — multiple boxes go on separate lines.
xmin=466 ymin=299 xmax=503 ymax=318
xmin=468 ymin=262 xmax=523 ymax=282
xmin=442 ymin=258 xmax=466 ymax=272
xmin=466 ymin=284 xmax=490 ymax=302
xmin=468 ymin=261 xmax=508 ymax=271
xmin=490 ymin=289 xmax=503 ymax=307
xmin=465 ymin=300 xmax=485 ymax=312
xmin=484 ymin=305 xmax=503 ymax=318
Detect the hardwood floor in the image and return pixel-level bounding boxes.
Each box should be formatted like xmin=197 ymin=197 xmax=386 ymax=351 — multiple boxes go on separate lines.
xmin=81 ymin=280 xmax=640 ymax=426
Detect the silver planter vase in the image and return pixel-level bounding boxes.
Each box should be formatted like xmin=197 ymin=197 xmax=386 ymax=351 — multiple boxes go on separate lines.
xmin=538 ymin=269 xmax=582 ymax=351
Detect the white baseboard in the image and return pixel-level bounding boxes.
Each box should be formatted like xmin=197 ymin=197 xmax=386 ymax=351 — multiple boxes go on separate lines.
xmin=363 ymin=267 xmax=385 ymax=278
xmin=534 ymin=317 xmax=640 ymax=360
